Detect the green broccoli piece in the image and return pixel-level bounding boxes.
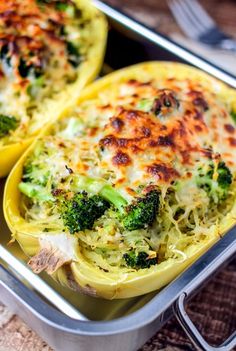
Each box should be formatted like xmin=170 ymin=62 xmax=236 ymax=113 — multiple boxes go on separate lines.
xmin=27 ymin=76 xmax=45 ymax=98
xmin=22 ymin=161 xmax=49 ymax=186
xmin=99 ymin=185 xmax=159 ymax=230
xmin=59 ymin=192 xmax=110 ymax=234
xmin=72 ymin=176 xmax=127 ymax=211
xmin=19 ymin=154 xmax=52 ymax=201
xmin=55 ymin=1 xmax=68 ymax=10
xmin=66 ymin=41 xmax=81 ymax=68
xmin=18 ymin=182 xmax=54 ymax=202
xmin=36 ymin=0 xmax=52 ymax=6
xmin=19 ymin=169 xmax=159 ymax=232
xmin=197 ymin=161 xmax=232 ymax=203
xmin=123 ymin=251 xmax=157 ymax=269
xmin=0 ymin=114 xmax=18 ymax=138
xmin=22 ymin=163 xmax=34 ymax=183
xmin=55 ymin=2 xmax=76 ymax=16
xmin=217 ymin=162 xmax=233 ymax=188
xmin=72 ymin=176 xmax=159 ymax=231
xmin=136 ymin=99 xmax=154 ymax=112
xmin=122 ymin=190 xmax=160 ymax=231
xmin=0 ymin=44 xmax=11 ymax=66
xmin=18 ymin=58 xmax=43 ymax=79
xmin=231 ymin=110 xmax=236 ymax=123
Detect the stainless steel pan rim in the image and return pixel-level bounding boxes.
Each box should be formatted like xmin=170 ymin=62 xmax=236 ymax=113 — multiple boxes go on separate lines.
xmin=1 ymin=227 xmax=235 ymax=337
xmin=93 ymin=0 xmax=236 ymax=88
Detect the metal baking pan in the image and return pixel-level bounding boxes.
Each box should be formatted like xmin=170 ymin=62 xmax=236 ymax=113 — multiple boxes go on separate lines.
xmin=0 ymin=1 xmax=236 ymax=350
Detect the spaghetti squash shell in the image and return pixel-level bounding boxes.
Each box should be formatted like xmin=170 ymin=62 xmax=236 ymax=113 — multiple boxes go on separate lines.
xmin=4 ymin=62 xmax=236 ymax=299
xmin=0 ymin=0 xmax=107 ymax=177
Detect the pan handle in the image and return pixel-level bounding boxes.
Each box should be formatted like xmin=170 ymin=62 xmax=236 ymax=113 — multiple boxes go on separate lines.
xmin=174 ymin=292 xmax=236 ymax=351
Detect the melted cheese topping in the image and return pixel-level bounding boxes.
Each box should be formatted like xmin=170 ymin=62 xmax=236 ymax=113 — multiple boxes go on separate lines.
xmin=50 ymin=78 xmax=236 ymax=192
xmin=0 ymin=0 xmax=101 ymax=145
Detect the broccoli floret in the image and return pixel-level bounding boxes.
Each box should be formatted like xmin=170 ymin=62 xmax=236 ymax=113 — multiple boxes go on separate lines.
xmin=231 ymin=110 xmax=236 ymax=123
xmin=18 ymin=58 xmax=43 ymax=79
xmin=123 ymin=251 xmax=157 ymax=269
xmin=59 ymin=192 xmax=110 ymax=234
xmin=217 ymin=162 xmax=232 ymax=188
xmin=22 ymin=159 xmax=50 ymax=186
xmin=123 ymin=190 xmax=160 ymax=231
xmin=27 ymin=76 xmax=45 ymax=98
xmin=19 ymin=154 xmax=52 ymax=201
xmin=55 ymin=2 xmax=76 ymax=16
xmin=72 ymin=176 xmax=159 ymax=231
xmin=0 ymin=114 xmax=18 ymax=138
xmin=0 ymin=44 xmax=11 ymax=66
xmin=22 ymin=163 xmax=34 ymax=183
xmin=66 ymin=41 xmax=81 ymax=68
xmin=98 ymin=185 xmax=159 ymax=230
xmin=36 ymin=0 xmax=77 ymax=17
xmin=197 ymin=161 xmax=232 ymax=203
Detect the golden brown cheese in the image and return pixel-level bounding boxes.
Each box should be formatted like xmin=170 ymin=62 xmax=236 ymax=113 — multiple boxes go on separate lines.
xmin=73 ymin=78 xmax=236 ymax=191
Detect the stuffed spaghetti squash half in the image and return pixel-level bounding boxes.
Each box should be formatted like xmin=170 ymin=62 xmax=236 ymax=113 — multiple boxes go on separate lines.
xmin=0 ymin=0 xmax=107 ymax=177
xmin=4 ymin=62 xmax=236 ymax=299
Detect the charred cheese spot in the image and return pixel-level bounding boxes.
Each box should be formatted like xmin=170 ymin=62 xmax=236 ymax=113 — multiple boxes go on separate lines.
xmin=100 ymin=135 xmax=116 ymax=148
xmin=112 ymin=151 xmax=132 ymax=167
xmin=110 ymin=117 xmax=125 ymax=133
xmin=224 ymin=124 xmax=235 ymax=134
xmin=157 ymin=135 xmax=174 ymax=147
xmin=201 ymin=147 xmax=213 ymax=159
xmin=140 ymin=126 xmax=151 ymax=137
xmin=127 ymin=79 xmax=153 ymax=87
xmin=188 ymin=90 xmax=209 ymax=111
xmin=88 ymin=127 xmax=98 ymax=137
xmin=147 ymin=163 xmax=180 ymax=182
xmin=126 ymin=110 xmax=140 ymax=120
xmin=99 ymin=95 xmax=213 ymax=173
xmin=194 ymin=125 xmax=203 ymax=132
xmin=100 ymin=109 xmax=158 ymax=155
xmin=229 ymin=137 xmax=236 ymax=147
xmin=151 ymin=89 xmax=179 ymax=116
xmin=149 ymin=140 xmax=158 ymax=147
xmin=111 ymin=117 xmax=124 ymax=131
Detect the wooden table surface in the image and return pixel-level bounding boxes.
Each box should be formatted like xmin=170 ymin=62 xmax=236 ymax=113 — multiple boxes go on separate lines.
xmin=104 ymin=0 xmax=236 ymax=38
xmin=1 ymin=1 xmax=236 ymax=350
